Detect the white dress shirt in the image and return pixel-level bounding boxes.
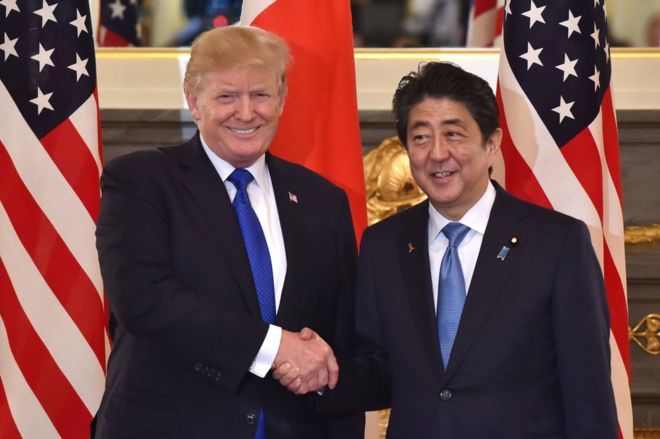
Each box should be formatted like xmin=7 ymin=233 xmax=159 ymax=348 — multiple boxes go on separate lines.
xmin=428 ymin=182 xmax=496 ymax=312
xmin=201 ymin=137 xmax=286 ymax=377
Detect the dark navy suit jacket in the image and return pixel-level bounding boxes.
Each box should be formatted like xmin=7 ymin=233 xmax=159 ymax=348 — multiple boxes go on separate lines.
xmin=324 ymin=182 xmax=617 ymax=439
xmin=94 ymin=134 xmax=363 ymax=438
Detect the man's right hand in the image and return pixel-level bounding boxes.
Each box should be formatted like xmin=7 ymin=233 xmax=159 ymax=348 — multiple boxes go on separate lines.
xmin=271 ymin=328 xmax=337 ymax=395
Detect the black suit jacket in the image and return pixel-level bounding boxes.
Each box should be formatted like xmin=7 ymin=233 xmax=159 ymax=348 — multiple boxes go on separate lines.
xmin=94 ymin=134 xmax=363 ymax=438
xmin=324 ymin=182 xmax=617 ymax=439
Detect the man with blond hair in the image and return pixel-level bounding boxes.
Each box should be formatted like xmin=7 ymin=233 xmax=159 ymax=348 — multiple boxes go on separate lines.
xmin=93 ymin=26 xmax=363 ymax=439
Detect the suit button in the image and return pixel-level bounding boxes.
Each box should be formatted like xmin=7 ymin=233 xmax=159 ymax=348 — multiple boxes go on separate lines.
xmin=194 ymin=363 xmax=202 ymax=372
xmin=246 ymin=413 xmax=256 ymax=425
xmin=440 ymin=389 xmax=452 ymax=401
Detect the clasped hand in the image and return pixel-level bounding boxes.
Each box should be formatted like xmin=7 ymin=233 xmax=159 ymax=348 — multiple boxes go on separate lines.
xmin=272 ymin=327 xmax=337 ymax=395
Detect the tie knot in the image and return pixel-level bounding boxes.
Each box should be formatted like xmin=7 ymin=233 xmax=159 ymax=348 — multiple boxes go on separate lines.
xmin=442 ymin=222 xmax=470 ymax=247
xmin=228 ymin=168 xmax=254 ymax=193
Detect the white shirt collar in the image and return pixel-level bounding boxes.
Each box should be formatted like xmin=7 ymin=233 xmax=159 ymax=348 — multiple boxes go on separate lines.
xmin=428 ymin=181 xmax=496 ymax=243
xmin=199 ymin=134 xmax=268 ymax=189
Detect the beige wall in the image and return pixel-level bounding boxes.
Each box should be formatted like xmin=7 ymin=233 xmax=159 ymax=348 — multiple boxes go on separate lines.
xmin=96 ymin=48 xmax=660 ymax=111
xmin=609 ymin=0 xmax=660 ymax=46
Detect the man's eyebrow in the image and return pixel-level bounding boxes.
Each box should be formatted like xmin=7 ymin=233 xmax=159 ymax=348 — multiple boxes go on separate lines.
xmin=409 ymin=120 xmax=431 ymax=130
xmin=409 ymin=118 xmax=467 ymax=130
xmin=440 ymin=118 xmax=467 ymax=128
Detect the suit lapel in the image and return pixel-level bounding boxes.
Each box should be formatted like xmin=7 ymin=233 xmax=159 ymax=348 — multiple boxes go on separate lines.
xmin=396 ymin=202 xmax=446 ymax=377
xmin=166 ymin=135 xmax=261 ymax=317
xmin=443 ymin=184 xmax=528 ymax=381
xmin=265 ymin=155 xmax=304 ymax=327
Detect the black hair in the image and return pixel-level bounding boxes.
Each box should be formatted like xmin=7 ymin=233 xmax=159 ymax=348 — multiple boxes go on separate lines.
xmin=393 ymin=62 xmax=499 ymax=147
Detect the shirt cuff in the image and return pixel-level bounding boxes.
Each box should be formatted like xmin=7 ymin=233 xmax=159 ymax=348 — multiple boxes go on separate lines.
xmin=249 ymin=324 xmax=282 ymax=378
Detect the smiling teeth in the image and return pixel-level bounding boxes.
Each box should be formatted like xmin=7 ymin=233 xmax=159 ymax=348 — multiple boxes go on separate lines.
xmin=230 ymin=127 xmax=257 ymax=134
xmin=435 ymin=171 xmax=451 ymax=177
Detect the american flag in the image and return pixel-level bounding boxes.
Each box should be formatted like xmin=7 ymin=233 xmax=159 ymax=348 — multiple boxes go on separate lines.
xmin=0 ymin=0 xmax=106 ymax=437
xmin=496 ymin=0 xmax=632 ymax=437
xmin=467 ymin=0 xmax=504 ymax=47
xmin=97 ymin=0 xmax=141 ymax=47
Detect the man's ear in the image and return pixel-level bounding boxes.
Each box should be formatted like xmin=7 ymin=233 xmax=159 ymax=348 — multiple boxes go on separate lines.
xmin=487 ymin=128 xmax=503 ymax=154
xmin=186 ymin=93 xmax=200 ymax=121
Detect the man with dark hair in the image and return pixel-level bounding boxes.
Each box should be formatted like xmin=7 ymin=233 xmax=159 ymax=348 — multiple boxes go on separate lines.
xmin=392 ymin=62 xmax=499 ymax=146
xmin=277 ymin=61 xmax=618 ymax=438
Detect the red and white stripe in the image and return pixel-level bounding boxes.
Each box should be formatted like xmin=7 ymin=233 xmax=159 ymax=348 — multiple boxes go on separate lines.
xmin=497 ymin=35 xmax=633 ymax=439
xmin=467 ymin=0 xmax=505 ymax=47
xmin=241 ymin=0 xmax=276 ymax=25
xmin=0 ymin=81 xmax=106 ymax=437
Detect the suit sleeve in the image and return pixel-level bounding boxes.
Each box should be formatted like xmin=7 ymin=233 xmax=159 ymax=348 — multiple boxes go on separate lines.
xmin=328 ymin=191 xmax=358 ymax=359
xmin=552 ymin=220 xmax=618 ymax=439
xmin=325 ymin=191 xmax=366 ymax=439
xmin=322 ymin=227 xmax=392 ymax=415
xmin=96 ymin=154 xmax=268 ymax=394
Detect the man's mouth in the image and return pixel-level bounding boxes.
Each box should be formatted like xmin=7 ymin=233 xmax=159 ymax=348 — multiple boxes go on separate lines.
xmin=432 ymin=171 xmax=453 ymax=178
xmin=229 ymin=127 xmax=259 ymax=135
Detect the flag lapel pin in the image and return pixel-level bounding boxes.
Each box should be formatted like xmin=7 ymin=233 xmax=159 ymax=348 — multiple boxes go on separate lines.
xmin=497 ymin=236 xmax=518 ymax=261
xmin=288 ymin=191 xmax=298 ymax=204
xmin=408 ymin=243 xmax=415 ymax=254
xmin=496 ymin=246 xmax=510 ymax=261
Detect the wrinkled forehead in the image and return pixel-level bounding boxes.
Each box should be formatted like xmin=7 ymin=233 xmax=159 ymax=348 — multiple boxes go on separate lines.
xmin=408 ymin=97 xmax=475 ymax=124
xmin=193 ymin=65 xmax=285 ymax=97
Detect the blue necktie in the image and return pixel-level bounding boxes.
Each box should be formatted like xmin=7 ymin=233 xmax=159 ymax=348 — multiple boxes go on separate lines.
xmin=227 ymin=169 xmax=275 ymax=439
xmin=437 ymin=222 xmax=470 ymax=369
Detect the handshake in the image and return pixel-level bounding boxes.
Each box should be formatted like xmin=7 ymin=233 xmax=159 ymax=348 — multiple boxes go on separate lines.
xmin=271 ymin=327 xmax=338 ymax=395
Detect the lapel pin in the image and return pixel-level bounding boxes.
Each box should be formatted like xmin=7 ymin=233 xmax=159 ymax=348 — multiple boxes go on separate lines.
xmin=408 ymin=243 xmax=415 ymax=254
xmin=509 ymin=236 xmax=519 ymax=247
xmin=288 ymin=191 xmax=298 ymax=204
xmin=496 ymin=246 xmax=510 ymax=261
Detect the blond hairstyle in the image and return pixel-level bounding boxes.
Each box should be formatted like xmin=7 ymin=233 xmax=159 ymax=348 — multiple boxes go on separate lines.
xmin=183 ymin=26 xmax=292 ymax=97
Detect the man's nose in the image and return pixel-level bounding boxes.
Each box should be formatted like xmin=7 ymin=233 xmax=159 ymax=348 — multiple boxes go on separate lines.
xmin=235 ymin=96 xmax=255 ymax=120
xmin=429 ymin=138 xmax=450 ymax=161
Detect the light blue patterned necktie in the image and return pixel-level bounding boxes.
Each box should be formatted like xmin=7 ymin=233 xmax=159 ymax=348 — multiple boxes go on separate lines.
xmin=437 ymin=222 xmax=470 ymax=369
xmin=227 ymin=168 xmax=275 ymax=439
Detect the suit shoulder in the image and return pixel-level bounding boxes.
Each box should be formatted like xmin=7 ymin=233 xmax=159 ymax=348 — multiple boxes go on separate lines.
xmin=503 ymin=192 xmax=587 ymax=241
xmin=518 ymin=196 xmax=582 ymax=227
xmin=268 ymin=155 xmax=346 ymax=198
xmin=103 ymin=141 xmax=191 ymax=177
xmin=100 ymin=145 xmax=189 ymax=194
xmin=103 ymin=148 xmax=168 ymax=174
xmin=363 ymin=201 xmax=428 ymax=240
